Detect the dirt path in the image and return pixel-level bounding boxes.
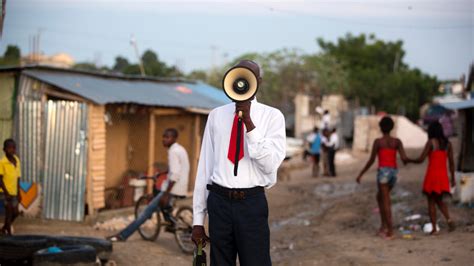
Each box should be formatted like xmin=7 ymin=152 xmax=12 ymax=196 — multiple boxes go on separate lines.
xmin=11 ymin=150 xmax=474 ymax=265
xmin=269 ymin=150 xmax=474 ymax=266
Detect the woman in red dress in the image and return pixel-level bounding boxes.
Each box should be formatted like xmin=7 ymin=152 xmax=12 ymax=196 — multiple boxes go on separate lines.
xmin=410 ymin=121 xmax=456 ymax=234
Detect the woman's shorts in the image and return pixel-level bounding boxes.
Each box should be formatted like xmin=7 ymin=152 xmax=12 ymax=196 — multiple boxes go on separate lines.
xmin=377 ymin=167 xmax=398 ymax=188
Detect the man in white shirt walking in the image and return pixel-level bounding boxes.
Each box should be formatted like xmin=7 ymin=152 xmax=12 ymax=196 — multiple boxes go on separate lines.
xmin=108 ymin=128 xmax=189 ymax=241
xmin=323 ymin=128 xmax=339 ymax=177
xmin=192 ymin=60 xmax=286 ymax=266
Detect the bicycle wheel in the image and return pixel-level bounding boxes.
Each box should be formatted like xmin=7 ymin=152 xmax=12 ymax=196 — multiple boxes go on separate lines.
xmin=135 ymin=195 xmax=161 ymax=241
xmin=174 ymin=206 xmax=194 ymax=254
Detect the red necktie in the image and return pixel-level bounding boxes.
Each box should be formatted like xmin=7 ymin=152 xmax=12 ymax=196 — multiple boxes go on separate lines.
xmin=228 ymin=114 xmax=244 ymax=164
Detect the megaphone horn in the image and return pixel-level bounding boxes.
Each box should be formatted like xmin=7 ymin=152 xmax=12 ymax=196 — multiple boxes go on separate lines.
xmin=222 ymin=66 xmax=259 ymax=102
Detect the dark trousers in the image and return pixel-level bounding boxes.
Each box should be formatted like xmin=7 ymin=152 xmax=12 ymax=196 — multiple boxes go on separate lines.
xmin=207 ymin=190 xmax=271 ymax=266
xmin=328 ymin=148 xmax=336 ymax=176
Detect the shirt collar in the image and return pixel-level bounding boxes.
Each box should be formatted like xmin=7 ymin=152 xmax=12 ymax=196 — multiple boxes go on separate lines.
xmin=1 ymin=155 xmax=18 ymax=164
xmin=169 ymin=142 xmax=178 ymax=149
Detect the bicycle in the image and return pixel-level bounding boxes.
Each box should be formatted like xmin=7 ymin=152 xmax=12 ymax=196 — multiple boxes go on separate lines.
xmin=134 ymin=173 xmax=194 ymax=254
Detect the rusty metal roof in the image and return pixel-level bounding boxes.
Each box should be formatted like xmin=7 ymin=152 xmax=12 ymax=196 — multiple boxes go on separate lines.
xmin=8 ymin=66 xmax=230 ymax=109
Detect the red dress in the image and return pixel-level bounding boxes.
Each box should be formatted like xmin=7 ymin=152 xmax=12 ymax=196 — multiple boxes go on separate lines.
xmin=423 ymin=149 xmax=450 ymax=195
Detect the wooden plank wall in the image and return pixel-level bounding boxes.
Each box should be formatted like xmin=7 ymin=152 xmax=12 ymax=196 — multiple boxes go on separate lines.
xmin=87 ymin=104 xmax=106 ymax=213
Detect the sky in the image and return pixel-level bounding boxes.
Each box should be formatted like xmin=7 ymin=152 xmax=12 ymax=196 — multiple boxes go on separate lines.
xmin=1 ymin=0 xmax=473 ymax=80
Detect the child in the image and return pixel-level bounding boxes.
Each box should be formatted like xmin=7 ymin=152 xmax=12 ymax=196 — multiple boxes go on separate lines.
xmin=306 ymin=127 xmax=322 ymax=177
xmin=409 ymin=121 xmax=455 ymax=234
xmin=0 ymin=139 xmax=22 ymax=235
xmin=356 ymin=116 xmax=409 ymax=239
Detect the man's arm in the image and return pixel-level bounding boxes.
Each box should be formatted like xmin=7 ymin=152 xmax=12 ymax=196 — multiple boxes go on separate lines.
xmin=246 ymin=110 xmax=286 ymax=177
xmin=160 ymin=151 xmax=179 ymax=206
xmin=192 ymin=111 xmax=214 ymax=226
xmin=191 ymin=111 xmax=214 ymax=247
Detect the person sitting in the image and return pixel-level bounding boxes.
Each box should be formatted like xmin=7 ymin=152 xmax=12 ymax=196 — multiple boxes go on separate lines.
xmin=107 ymin=128 xmax=190 ymax=242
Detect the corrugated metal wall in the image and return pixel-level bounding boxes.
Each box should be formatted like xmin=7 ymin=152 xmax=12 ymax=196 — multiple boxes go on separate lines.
xmin=17 ymin=100 xmax=43 ymax=183
xmin=43 ymin=101 xmax=88 ymax=221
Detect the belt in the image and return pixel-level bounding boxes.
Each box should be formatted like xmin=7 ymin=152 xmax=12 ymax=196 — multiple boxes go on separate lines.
xmin=206 ymin=183 xmax=264 ymax=200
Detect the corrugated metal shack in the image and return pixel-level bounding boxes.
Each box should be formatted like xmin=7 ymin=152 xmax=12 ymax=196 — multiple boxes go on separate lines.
xmin=441 ymin=64 xmax=474 ymax=172
xmin=0 ymin=66 xmax=229 ymax=221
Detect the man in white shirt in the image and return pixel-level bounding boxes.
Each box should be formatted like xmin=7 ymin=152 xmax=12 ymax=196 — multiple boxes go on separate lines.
xmin=322 ymin=128 xmax=339 ymax=177
xmin=321 ymin=110 xmax=331 ymax=129
xmin=192 ymin=60 xmax=286 ymax=266
xmin=108 ymin=128 xmax=189 ymax=241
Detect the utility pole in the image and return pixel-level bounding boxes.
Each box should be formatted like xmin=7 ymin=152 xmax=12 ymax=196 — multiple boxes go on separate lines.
xmin=130 ymin=35 xmax=145 ymax=76
xmin=393 ymin=51 xmax=400 ymax=72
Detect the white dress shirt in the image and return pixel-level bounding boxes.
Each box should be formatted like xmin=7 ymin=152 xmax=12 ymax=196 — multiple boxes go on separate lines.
xmin=323 ymin=133 xmax=339 ymax=150
xmin=167 ymin=142 xmax=190 ymax=197
xmin=193 ymin=100 xmax=286 ymax=226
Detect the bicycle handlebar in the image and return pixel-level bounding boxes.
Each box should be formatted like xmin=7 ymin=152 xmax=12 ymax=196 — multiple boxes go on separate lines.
xmin=138 ymin=171 xmax=168 ymax=180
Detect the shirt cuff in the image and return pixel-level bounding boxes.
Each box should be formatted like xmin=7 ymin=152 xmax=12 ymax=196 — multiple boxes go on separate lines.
xmin=246 ymin=127 xmax=263 ymax=144
xmin=193 ymin=212 xmax=205 ymax=226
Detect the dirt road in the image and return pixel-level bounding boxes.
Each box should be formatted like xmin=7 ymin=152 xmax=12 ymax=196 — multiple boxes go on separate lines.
xmin=12 ymin=149 xmax=474 ymax=265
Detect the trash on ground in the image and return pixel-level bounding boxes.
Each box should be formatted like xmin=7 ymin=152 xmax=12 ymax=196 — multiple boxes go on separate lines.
xmin=423 ymin=223 xmax=440 ymax=234
xmin=404 ymin=214 xmax=421 ymax=221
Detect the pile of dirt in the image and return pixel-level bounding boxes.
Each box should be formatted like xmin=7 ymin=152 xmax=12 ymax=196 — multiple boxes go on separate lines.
xmin=353 ymin=115 xmax=427 ymax=152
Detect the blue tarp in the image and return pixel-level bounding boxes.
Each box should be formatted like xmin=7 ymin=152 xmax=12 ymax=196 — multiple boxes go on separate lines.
xmin=441 ymin=98 xmax=474 ymax=110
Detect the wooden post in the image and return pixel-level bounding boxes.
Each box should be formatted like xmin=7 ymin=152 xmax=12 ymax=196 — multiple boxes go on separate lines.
xmin=147 ymin=111 xmax=156 ymax=194
xmin=86 ymin=104 xmax=94 ymax=216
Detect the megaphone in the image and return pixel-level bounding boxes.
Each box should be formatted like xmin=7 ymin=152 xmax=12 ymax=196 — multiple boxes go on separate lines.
xmin=222 ymin=64 xmax=259 ymax=177
xmin=222 ymin=66 xmax=259 ymax=102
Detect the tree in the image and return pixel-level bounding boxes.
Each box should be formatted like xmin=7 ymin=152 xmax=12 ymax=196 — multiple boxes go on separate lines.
xmin=0 ymin=45 xmax=21 ymax=66
xmin=317 ymin=33 xmax=438 ymax=119
xmin=112 ymin=56 xmax=130 ymax=72
xmin=187 ymin=70 xmax=208 ymax=82
xmin=73 ymin=62 xmax=110 ymax=72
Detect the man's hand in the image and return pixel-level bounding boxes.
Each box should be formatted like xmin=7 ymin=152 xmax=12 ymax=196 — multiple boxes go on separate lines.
xmin=235 ymin=101 xmax=255 ymax=132
xmin=159 ymin=192 xmax=170 ymax=209
xmin=192 ymin=225 xmax=210 ymax=248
